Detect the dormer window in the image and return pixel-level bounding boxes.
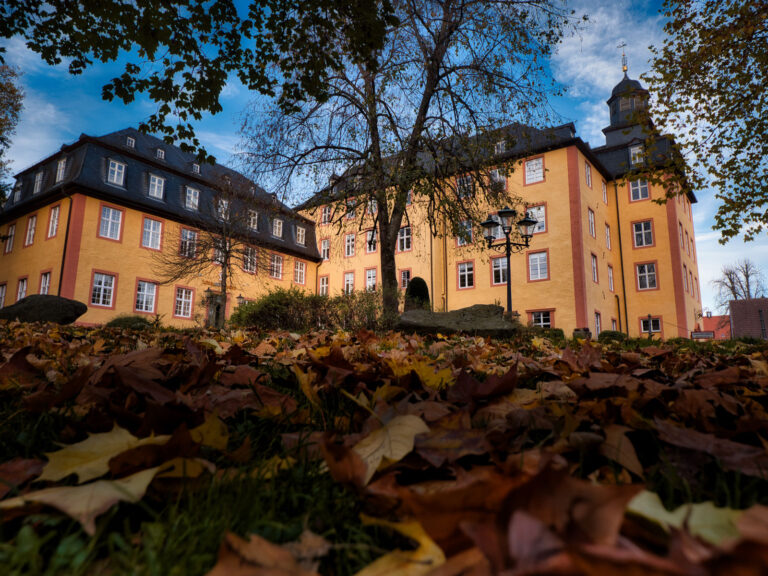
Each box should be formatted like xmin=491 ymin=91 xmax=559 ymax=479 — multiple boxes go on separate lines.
xmin=185 ymin=187 xmax=199 ymax=210
xmin=126 ymin=136 xmax=135 ymax=148
xmin=217 ymin=198 xmax=230 ymax=220
xmin=630 ymin=145 xmax=644 ymax=167
xmin=33 ymin=171 xmax=43 ymax=194
xmin=248 ymin=209 xmax=259 ymax=231
xmin=148 ymin=174 xmax=165 ymax=199
xmin=296 ymin=226 xmax=306 ymax=246
xmin=192 ymin=163 xmax=200 ymax=174
xmin=156 ymin=148 xmax=165 ymax=160
xmin=494 ymin=139 xmax=506 ymax=155
xmin=56 ymin=158 xmax=67 ymax=183
xmin=107 ymin=160 xmax=126 ymax=186
xmin=13 ymin=183 xmax=21 ymax=202
xmin=272 ymin=218 xmax=283 ymax=238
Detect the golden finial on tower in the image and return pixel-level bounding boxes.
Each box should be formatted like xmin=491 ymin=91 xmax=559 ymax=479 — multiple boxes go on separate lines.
xmin=618 ymin=42 xmax=628 ymax=76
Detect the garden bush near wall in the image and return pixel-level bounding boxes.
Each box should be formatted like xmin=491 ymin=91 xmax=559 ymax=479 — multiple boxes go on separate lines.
xmin=230 ymin=288 xmax=383 ymax=332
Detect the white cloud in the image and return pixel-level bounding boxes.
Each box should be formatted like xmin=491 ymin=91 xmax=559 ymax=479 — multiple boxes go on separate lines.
xmin=2 ymin=36 xmax=71 ymax=74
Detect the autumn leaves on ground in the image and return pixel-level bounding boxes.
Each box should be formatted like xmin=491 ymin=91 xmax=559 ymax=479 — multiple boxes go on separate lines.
xmin=1 ymin=323 xmax=768 ymax=575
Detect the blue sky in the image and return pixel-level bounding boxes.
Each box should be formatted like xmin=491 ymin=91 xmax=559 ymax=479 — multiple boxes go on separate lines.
xmin=3 ymin=0 xmax=766 ymax=313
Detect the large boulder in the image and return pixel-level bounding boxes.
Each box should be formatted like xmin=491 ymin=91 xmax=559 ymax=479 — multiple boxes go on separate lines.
xmin=0 ymin=295 xmax=87 ymax=324
xmin=397 ymin=304 xmax=519 ymax=337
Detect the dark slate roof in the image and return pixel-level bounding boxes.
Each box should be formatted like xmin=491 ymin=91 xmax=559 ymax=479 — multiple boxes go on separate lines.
xmin=609 ymin=74 xmax=647 ymax=100
xmin=295 ymin=122 xmax=610 ymax=211
xmin=2 ymin=128 xmax=321 ymax=262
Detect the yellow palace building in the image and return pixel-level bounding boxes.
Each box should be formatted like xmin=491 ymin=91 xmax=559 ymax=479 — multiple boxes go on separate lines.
xmin=1 ymin=73 xmax=701 ymax=337
xmin=298 ymin=72 xmax=702 ymax=339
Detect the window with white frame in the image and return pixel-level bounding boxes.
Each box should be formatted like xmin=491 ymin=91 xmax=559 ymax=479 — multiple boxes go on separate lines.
xmin=248 ymin=210 xmax=259 ymax=231
xmin=528 ymin=205 xmax=546 ymax=233
xmin=321 ymin=239 xmax=330 ymax=260
xmin=602 ymin=181 xmax=607 ymax=203
xmin=605 ymin=224 xmax=611 ymax=249
xmin=367 ymin=198 xmax=377 ymax=215
xmin=608 ymin=265 xmax=614 ymax=292
xmin=48 ymin=206 xmax=59 ymax=238
xmin=174 ymin=287 xmax=193 ymax=318
xmin=270 ymin=254 xmax=283 ymax=279
xmin=630 ymin=145 xmax=644 ymax=166
xmin=492 ymin=257 xmax=508 ymax=285
xmin=630 ymin=179 xmax=649 ymax=201
xmin=531 ymin=311 xmax=551 ymax=328
xmin=296 ymin=226 xmax=306 ymax=246
xmin=319 ymin=276 xmax=329 ymax=296
xmin=156 ymin=148 xmax=165 ymax=160
xmin=25 ymin=215 xmax=36 ymax=246
xmin=91 ymin=273 xmax=115 ymax=307
xmin=457 ymin=175 xmax=474 ymax=198
xmin=321 ymin=205 xmax=331 ymax=225
xmin=585 ymin=162 xmax=592 ymax=187
xmin=398 ymin=226 xmax=411 ymax=252
xmin=34 ymin=171 xmax=43 ymax=194
xmin=525 ymin=157 xmax=544 ymax=183
xmin=637 ymin=263 xmax=657 ymax=290
xmin=612 ymin=319 xmax=618 ymax=331
xmin=17 ymin=278 xmax=27 ymax=301
xmin=13 ymin=183 xmax=20 ymax=202
xmin=213 ymin=238 xmax=228 ymax=265
xmin=366 ymin=229 xmax=377 ymax=252
xmin=294 ymin=260 xmax=306 ymax=284
xmin=243 ymin=246 xmax=257 ymax=273
xmin=588 ymin=209 xmax=595 ymax=237
xmin=365 ymin=268 xmax=377 ymax=291
xmin=490 ymin=169 xmax=506 ymax=187
xmin=39 ymin=272 xmax=50 ymax=295
xmin=346 ymin=201 xmax=355 ymax=219
xmin=528 ymin=252 xmax=548 ymax=280
xmin=641 ymin=317 xmax=661 ymax=334
xmin=683 ymin=264 xmax=689 ymax=292
xmin=148 ymin=174 xmax=165 ymax=199
xmin=180 ymin=229 xmax=197 ymax=258
xmin=217 ymin=198 xmax=230 ymax=221
xmin=495 ymin=139 xmax=506 ymax=154
xmin=457 ymin=220 xmax=473 ymax=246
xmin=406 ymin=189 xmax=413 ymax=204
xmin=0 ymin=284 xmax=5 ymax=308
xmin=142 ymin=218 xmax=162 ymax=249
xmin=135 ymin=281 xmax=157 ymax=312
xmin=633 ymin=221 xmax=653 ymax=247
xmin=591 ymin=253 xmax=598 ymax=282
xmin=56 ymin=159 xmax=66 ymax=183
xmin=107 ymin=160 xmax=126 ymax=186
xmin=192 ymin=163 xmax=200 ymax=174
xmin=345 ymin=233 xmax=355 ymax=257
xmin=272 ymin=218 xmax=283 ymax=238
xmin=126 ymin=136 xmax=135 ymax=148
xmin=400 ymin=270 xmax=411 ymax=290
xmin=488 ymin=214 xmax=503 ymax=240
xmin=595 ymin=312 xmax=602 ymax=335
xmin=185 ymin=187 xmax=199 ymax=210
xmin=458 ymin=261 xmax=474 ymax=289
xmin=99 ymin=206 xmax=122 ymax=240
xmin=4 ymin=224 xmax=14 ymax=253
xmin=344 ymin=272 xmax=354 ymax=294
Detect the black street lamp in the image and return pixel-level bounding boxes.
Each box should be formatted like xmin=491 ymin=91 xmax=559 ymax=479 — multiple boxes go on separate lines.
xmin=480 ymin=207 xmax=538 ymax=315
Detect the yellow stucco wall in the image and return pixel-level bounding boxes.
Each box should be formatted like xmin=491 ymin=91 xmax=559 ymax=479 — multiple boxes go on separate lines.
xmin=0 ymin=198 xmax=70 ymax=305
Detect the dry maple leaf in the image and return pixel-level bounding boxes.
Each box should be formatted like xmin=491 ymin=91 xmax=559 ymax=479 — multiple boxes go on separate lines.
xmin=353 ymin=415 xmax=430 ymax=485
xmin=0 ymin=466 xmax=161 ymax=535
xmin=39 ymin=425 xmax=170 ymax=484
xmin=206 ymin=531 xmax=323 ymax=576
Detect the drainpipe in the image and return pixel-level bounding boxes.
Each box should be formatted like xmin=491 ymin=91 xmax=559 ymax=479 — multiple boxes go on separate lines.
xmin=613 ymin=181 xmax=629 ymax=335
xmin=57 ymin=186 xmax=73 ymax=297
xmin=442 ymin=219 xmax=448 ymax=312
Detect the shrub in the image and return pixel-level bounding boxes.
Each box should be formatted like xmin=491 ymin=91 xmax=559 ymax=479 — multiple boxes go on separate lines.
xmin=230 ymin=287 xmax=383 ymax=332
xmin=105 ymin=315 xmax=153 ymax=330
xmin=404 ymin=277 xmax=430 ymax=310
xmin=597 ymin=330 xmax=628 ymax=344
xmin=518 ymin=324 xmax=565 ymax=345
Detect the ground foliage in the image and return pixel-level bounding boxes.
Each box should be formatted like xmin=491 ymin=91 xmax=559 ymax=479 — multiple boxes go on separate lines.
xmin=0 ymin=321 xmax=768 ymax=574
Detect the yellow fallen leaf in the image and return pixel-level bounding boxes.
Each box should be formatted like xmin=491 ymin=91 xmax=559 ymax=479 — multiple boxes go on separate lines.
xmin=386 ymin=359 xmax=453 ymax=389
xmin=252 ymin=455 xmax=297 ymax=480
xmin=293 ymin=365 xmax=321 ymax=409
xmin=190 ymin=412 xmax=229 ymax=451
xmin=156 ymin=457 xmax=216 ymax=479
xmin=354 ymin=516 xmax=445 ymax=576
xmin=353 ymin=415 xmax=430 ymax=485
xmin=199 ymin=338 xmax=224 ymax=355
xmin=627 ymin=490 xmax=742 ymax=545
xmin=39 ymin=425 xmax=171 ymax=484
xmin=0 ymin=467 xmax=160 ymax=535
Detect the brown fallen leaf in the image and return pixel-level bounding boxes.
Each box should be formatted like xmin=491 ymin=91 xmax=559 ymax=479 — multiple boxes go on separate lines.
xmin=206 ymin=531 xmax=321 ymax=576
xmin=0 ymin=458 xmax=45 ymax=499
xmin=600 ymin=425 xmax=644 ymax=478
xmin=0 ymin=467 xmax=160 ymax=535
